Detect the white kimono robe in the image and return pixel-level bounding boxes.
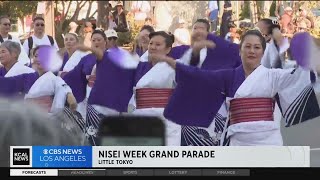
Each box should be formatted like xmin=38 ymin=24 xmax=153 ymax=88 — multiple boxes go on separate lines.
xmin=25 ymin=71 xmax=72 ymax=114
xmin=4 ymin=61 xmax=34 ymax=77
xmin=260 ymin=38 xmax=291 ymax=141
xmin=128 ymin=49 xmax=212 ymax=146
xmin=226 ymin=66 xmax=311 ymax=146
xmin=63 ymin=50 xmax=90 ymax=72
xmin=129 ymin=61 xmax=178 ymax=145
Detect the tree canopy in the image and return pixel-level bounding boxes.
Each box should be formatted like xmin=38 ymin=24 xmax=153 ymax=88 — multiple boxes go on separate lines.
xmin=0 ymin=1 xmax=38 ymax=18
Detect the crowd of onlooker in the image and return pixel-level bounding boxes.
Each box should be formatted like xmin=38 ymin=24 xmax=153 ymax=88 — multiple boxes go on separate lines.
xmin=222 ymin=5 xmax=318 ymax=45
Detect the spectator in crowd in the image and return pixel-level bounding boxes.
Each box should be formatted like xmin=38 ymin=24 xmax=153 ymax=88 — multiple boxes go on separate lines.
xmin=107 ymin=12 xmax=117 ymax=30
xmin=173 ymin=18 xmax=191 ymax=46
xmin=0 ymin=16 xmax=30 ymax=66
xmin=294 ymin=8 xmax=312 ymax=31
xmin=133 ymin=25 xmax=155 ymax=57
xmin=69 ymin=21 xmax=79 ymax=34
xmin=296 ymin=21 xmax=308 ymax=33
xmin=131 ymin=1 xmax=151 ymax=26
xmin=220 ymin=1 xmax=233 ymax=38
xmin=280 ymin=7 xmax=295 ymax=35
xmin=83 ymin=21 xmax=93 ymax=47
xmin=113 ymin=1 xmax=128 ymax=32
xmin=207 ymin=0 xmax=219 ymax=32
xmin=22 ymin=17 xmax=59 ymax=60
xmin=105 ymin=29 xmax=118 ymax=49
xmin=144 ymin=17 xmax=153 ymax=27
xmin=224 ymin=22 xmax=240 ymax=44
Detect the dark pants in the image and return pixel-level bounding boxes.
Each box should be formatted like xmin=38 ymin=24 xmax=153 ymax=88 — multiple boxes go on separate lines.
xmin=210 ymin=19 xmax=218 ymax=32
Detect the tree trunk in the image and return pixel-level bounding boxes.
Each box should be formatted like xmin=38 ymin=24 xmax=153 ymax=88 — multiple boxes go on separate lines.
xmin=97 ymin=1 xmax=108 ymax=29
xmin=262 ymin=1 xmax=272 ymax=18
xmin=249 ymin=1 xmax=258 ymax=26
xmin=85 ymin=1 xmax=93 ymax=20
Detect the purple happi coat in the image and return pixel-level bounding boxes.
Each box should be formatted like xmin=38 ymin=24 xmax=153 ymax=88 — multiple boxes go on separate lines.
xmin=62 ymin=54 xmax=97 ymax=103
xmin=0 ymin=72 xmax=39 ymax=98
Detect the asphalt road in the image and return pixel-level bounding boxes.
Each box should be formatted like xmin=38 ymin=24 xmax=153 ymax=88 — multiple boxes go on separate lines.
xmin=281 ymin=117 xmax=320 ymax=167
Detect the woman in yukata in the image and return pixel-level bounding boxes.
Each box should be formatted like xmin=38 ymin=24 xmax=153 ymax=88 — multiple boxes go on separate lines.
xmin=59 ymin=33 xmax=90 ymax=77
xmin=0 ymin=45 xmax=77 ymax=115
xmin=60 ymin=30 xmax=107 ymax=133
xmin=151 ymin=30 xmax=320 ymax=146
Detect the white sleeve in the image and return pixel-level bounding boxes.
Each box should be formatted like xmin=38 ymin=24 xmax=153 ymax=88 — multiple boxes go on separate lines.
xmin=260 ymin=43 xmax=271 ymax=68
xmin=272 ymin=67 xmax=311 ymax=95
xmin=54 ymin=77 xmax=72 ymax=94
xmin=176 ymin=48 xmax=206 ymax=68
xmin=51 ymin=77 xmax=72 ymax=113
xmin=22 ymin=39 xmax=30 ymax=57
xmin=53 ymin=39 xmax=59 ymax=51
xmin=176 ymin=48 xmax=192 ymax=65
xmin=261 ymin=38 xmax=290 ymax=69
xmin=14 ymin=37 xmax=31 ymax=66
xmin=272 ymin=67 xmax=320 ymax=127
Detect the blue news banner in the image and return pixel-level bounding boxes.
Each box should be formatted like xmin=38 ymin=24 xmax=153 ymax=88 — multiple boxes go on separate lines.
xmin=32 ymin=146 xmax=92 ymax=167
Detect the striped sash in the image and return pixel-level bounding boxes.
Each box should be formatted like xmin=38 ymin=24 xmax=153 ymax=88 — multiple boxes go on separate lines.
xmin=25 ymin=95 xmax=54 ymax=112
xmin=136 ymin=88 xmax=173 ymax=109
xmin=230 ymin=98 xmax=274 ymax=125
xmin=88 ymin=75 xmax=96 ymax=88
xmin=85 ymin=104 xmax=105 ymax=146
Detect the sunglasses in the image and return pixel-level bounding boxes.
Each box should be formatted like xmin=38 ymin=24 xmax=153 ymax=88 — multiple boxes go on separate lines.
xmin=36 ymin=23 xmax=45 ymax=27
xmin=2 ymin=23 xmax=11 ymax=26
xmin=108 ymin=37 xmax=117 ymax=41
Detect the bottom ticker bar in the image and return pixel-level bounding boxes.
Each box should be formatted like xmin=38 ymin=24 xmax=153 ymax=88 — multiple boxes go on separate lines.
xmin=10 ymin=169 xmax=58 ymax=176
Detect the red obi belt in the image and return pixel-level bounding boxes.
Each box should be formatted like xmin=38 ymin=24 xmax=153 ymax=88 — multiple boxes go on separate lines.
xmin=25 ymin=96 xmax=53 ymax=112
xmin=136 ymin=88 xmax=173 ymax=109
xmin=230 ymin=98 xmax=275 ymax=125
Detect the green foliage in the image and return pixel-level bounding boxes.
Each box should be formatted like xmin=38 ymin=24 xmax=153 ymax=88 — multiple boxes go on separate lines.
xmin=117 ymin=31 xmax=132 ymax=46
xmin=0 ymin=1 xmax=38 ymax=18
xmin=310 ymin=28 xmax=320 ymax=38
xmin=117 ymin=12 xmax=142 ymax=48
xmin=269 ymin=1 xmax=276 ymax=17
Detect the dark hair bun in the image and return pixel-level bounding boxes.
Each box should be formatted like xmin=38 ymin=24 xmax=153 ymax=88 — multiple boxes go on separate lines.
xmin=167 ymin=32 xmax=175 ymax=44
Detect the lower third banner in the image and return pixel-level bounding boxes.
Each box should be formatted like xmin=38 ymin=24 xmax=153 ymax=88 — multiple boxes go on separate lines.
xmin=10 ymin=146 xmax=310 ymax=168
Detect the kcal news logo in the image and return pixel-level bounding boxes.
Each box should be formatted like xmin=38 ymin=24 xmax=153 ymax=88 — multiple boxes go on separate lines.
xmin=12 ymin=148 xmax=30 ymax=165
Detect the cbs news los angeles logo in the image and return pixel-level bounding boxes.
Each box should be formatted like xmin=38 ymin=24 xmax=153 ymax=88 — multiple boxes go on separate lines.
xmin=10 ymin=146 xmax=32 ymax=167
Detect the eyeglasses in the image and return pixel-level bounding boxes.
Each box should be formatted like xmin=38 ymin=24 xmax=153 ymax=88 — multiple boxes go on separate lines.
xmin=36 ymin=23 xmax=45 ymax=27
xmin=2 ymin=23 xmax=11 ymax=26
